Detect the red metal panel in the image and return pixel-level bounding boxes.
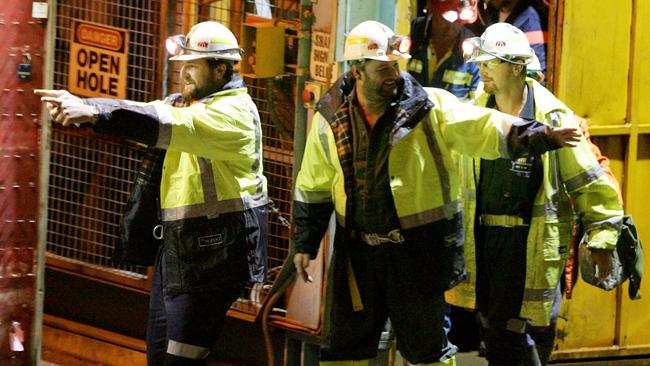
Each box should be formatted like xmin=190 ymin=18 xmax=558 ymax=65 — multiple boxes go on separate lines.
xmin=0 ymin=1 xmax=46 ymax=364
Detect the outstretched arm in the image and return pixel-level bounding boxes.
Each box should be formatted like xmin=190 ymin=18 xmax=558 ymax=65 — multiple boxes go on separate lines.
xmin=36 ymin=89 xmax=95 ymax=126
xmin=427 ymin=88 xmax=579 ymax=159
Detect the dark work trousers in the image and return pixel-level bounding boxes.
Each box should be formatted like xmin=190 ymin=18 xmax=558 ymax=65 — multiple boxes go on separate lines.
xmin=321 ymin=237 xmax=457 ymax=364
xmin=146 ymin=252 xmax=241 ymax=366
xmin=526 ymin=284 xmax=562 ymax=365
xmin=476 ymin=225 xmax=560 ymax=366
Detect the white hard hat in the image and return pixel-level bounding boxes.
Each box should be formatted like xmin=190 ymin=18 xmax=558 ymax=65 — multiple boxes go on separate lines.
xmin=464 ymin=23 xmax=534 ymax=65
xmin=166 ymin=21 xmax=242 ymax=61
xmin=526 ymin=52 xmax=545 ymax=82
xmin=342 ymin=20 xmax=411 ymax=62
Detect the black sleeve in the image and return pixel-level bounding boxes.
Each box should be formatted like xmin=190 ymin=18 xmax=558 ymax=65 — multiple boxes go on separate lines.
xmin=85 ymin=98 xmax=160 ymax=146
xmin=291 ymin=201 xmax=334 ymax=258
xmin=507 ymin=119 xmax=559 ymax=158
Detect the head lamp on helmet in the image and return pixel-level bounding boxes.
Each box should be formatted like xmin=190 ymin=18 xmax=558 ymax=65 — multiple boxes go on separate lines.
xmin=463 ymin=23 xmax=534 ymax=66
xmin=391 ymin=35 xmax=412 ymax=55
xmin=165 ymin=35 xmax=186 ymax=56
xmin=166 ymin=21 xmax=243 ymax=62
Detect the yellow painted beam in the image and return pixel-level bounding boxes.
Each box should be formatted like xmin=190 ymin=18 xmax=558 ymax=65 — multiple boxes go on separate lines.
xmin=638 ymin=125 xmax=650 ymax=134
xmin=587 ymin=124 xmax=631 ymax=136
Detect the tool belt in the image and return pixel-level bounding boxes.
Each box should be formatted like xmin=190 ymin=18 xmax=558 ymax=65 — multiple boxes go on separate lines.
xmin=352 ymin=229 xmax=405 ymax=245
xmin=479 ymin=214 xmax=529 ymax=227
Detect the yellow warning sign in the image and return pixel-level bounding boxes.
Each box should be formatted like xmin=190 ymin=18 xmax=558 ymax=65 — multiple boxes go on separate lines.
xmin=68 ymin=21 xmax=128 ymax=98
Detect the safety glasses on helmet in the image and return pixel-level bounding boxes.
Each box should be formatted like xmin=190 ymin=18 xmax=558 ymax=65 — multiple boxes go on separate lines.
xmin=478 ymin=58 xmax=505 ymax=69
xmin=165 ymin=34 xmax=243 ymax=57
xmin=462 ymin=37 xmax=530 ymax=66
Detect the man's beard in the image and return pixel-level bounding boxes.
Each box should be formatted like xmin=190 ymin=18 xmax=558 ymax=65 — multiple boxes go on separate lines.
xmin=362 ymin=77 xmax=396 ymax=109
xmin=182 ymin=81 xmax=217 ymax=101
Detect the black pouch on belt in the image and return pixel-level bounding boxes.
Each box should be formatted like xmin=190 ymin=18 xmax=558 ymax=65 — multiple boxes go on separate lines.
xmin=113 ymin=147 xmax=165 ymax=266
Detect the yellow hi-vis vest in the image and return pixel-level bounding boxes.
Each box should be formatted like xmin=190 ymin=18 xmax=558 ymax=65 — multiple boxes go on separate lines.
xmin=152 ymin=87 xmax=267 ymax=220
xmin=445 ymin=78 xmax=623 ymax=326
xmin=296 ymin=87 xmax=530 ymax=233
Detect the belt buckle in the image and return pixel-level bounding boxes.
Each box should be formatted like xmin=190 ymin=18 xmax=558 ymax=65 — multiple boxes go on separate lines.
xmin=364 ymin=233 xmax=381 ymax=246
xmin=387 ymin=229 xmax=404 ymax=244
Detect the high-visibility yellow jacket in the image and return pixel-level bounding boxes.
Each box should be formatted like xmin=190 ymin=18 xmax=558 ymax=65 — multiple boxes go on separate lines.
xmin=292 ymin=72 xmax=564 ymax=291
xmin=88 ymin=76 xmax=268 ymax=293
xmin=445 ymin=78 xmax=623 ymax=326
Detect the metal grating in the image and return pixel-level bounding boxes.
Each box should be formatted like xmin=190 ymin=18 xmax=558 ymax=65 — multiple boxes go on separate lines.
xmin=47 ymin=128 xmax=146 ymax=277
xmin=52 ymin=0 xmax=162 ymax=101
xmin=46 ymin=0 xmax=298 ymax=300
xmin=47 ymin=0 xmax=163 ymax=281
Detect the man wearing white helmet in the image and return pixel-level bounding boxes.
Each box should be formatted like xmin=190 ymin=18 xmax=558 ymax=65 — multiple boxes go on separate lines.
xmin=291 ymin=20 xmax=579 ymax=366
xmin=445 ymin=22 xmax=623 ymax=365
xmin=36 ymin=21 xmax=268 ymax=366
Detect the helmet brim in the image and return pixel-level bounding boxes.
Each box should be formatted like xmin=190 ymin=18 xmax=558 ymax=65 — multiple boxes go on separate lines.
xmin=364 ymin=53 xmax=411 ymax=62
xmin=170 ymin=53 xmax=241 ymax=61
xmin=467 ymin=53 xmax=497 ymax=62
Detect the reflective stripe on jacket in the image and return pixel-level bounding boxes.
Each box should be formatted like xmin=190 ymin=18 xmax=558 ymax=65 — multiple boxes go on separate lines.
xmin=407 ymin=19 xmax=481 ymax=100
xmin=292 ymin=72 xmax=556 ymax=290
xmin=445 ymin=78 xmax=623 ymax=326
xmin=87 ymin=76 xmax=268 ymax=292
xmin=154 ymin=88 xmax=267 ymax=219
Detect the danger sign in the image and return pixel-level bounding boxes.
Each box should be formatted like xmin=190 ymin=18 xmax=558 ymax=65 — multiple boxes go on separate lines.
xmin=68 ymin=21 xmax=128 ymax=98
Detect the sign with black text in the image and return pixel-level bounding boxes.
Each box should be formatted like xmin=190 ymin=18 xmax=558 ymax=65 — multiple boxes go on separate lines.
xmin=310 ymin=31 xmax=333 ymax=83
xmin=68 ymin=21 xmax=128 ymax=98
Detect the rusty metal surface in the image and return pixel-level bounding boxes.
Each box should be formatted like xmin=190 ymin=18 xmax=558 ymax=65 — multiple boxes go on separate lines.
xmin=0 ymin=1 xmax=46 ymax=364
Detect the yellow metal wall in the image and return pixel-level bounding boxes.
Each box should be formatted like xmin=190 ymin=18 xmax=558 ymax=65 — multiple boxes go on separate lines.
xmin=556 ymin=1 xmax=631 ymax=125
xmin=393 ymin=0 xmax=650 ymax=359
xmin=554 ymin=0 xmax=650 ymax=358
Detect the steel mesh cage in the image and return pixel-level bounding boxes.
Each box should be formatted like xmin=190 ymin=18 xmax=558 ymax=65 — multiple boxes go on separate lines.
xmin=46 ymin=0 xmax=298 ymax=307
xmin=47 ymin=0 xmax=163 ymax=282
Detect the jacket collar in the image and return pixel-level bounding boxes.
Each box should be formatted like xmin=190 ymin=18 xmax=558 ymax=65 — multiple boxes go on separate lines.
xmin=316 ymin=71 xmax=433 ymax=130
xmin=163 ymin=75 xmax=247 ymax=106
xmin=199 ymin=74 xmax=247 ymax=102
xmin=475 ymin=78 xmax=569 ymax=119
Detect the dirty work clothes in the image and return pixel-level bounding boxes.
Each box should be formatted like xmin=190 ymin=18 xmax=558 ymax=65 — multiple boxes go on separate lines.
xmin=348 ymin=90 xmax=400 ymax=234
xmin=321 ymin=221 xmax=459 ymax=364
xmin=147 ymin=255 xmax=240 ymax=366
xmin=526 ymin=287 xmax=562 ymax=365
xmin=475 ymin=84 xmax=549 ymax=365
xmin=146 ymin=206 xmax=267 ymax=366
xmin=475 ymin=225 xmax=529 ymax=365
xmin=475 ymin=225 xmax=561 ymax=366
